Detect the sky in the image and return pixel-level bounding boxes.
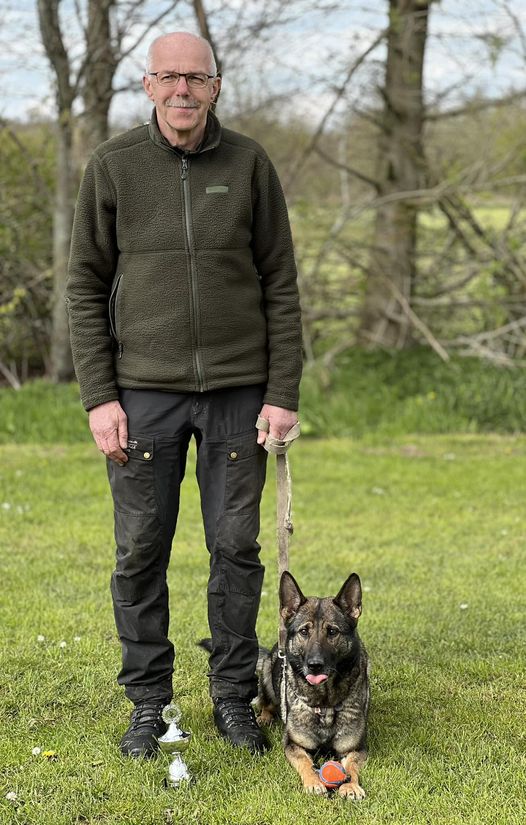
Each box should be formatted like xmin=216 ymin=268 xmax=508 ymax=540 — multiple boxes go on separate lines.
xmin=0 ymin=0 xmax=525 ymax=127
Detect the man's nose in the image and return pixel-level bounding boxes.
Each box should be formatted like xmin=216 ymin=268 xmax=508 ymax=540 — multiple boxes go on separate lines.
xmin=175 ymin=75 xmax=190 ymax=93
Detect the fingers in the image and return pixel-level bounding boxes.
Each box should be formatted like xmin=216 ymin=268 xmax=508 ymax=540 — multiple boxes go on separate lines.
xmin=257 ymin=404 xmax=298 ymax=443
xmin=89 ymin=401 xmax=129 ymax=465
xmin=117 ymin=413 xmax=128 ymax=452
xmin=257 ymin=425 xmax=268 ymax=446
xmin=100 ymin=432 xmax=128 ymax=465
xmin=256 ymin=413 xmax=269 ymax=446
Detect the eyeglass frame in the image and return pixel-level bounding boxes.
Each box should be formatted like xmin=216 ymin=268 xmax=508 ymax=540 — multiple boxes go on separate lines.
xmin=147 ymin=71 xmax=219 ymax=88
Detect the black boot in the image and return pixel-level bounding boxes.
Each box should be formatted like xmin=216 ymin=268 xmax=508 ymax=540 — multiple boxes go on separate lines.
xmin=213 ymin=697 xmax=269 ymax=754
xmin=119 ymin=699 xmax=168 ymax=759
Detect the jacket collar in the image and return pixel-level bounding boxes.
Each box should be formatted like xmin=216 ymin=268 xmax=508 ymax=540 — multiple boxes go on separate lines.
xmin=147 ymin=108 xmax=222 ymax=155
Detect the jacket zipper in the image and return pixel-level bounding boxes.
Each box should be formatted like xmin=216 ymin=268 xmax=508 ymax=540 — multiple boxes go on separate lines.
xmin=109 ymin=273 xmax=124 ymax=358
xmin=181 ymin=154 xmax=205 ymax=391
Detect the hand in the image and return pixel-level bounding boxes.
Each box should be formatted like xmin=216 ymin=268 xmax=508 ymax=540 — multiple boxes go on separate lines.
xmin=256 ymin=404 xmax=298 ymax=447
xmin=88 ymin=400 xmax=129 ymax=465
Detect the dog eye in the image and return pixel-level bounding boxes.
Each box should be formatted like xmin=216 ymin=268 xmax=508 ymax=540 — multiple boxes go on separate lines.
xmin=298 ymin=627 xmax=310 ymax=637
xmin=327 ymin=626 xmax=340 ymax=637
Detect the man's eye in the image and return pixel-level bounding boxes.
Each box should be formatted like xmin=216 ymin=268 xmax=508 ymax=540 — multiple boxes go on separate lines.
xmin=161 ymin=73 xmax=177 ymax=83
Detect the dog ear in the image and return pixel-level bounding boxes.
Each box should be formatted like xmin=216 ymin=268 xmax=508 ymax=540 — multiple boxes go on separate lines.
xmin=280 ymin=571 xmax=307 ymax=622
xmin=334 ymin=573 xmax=362 ymax=622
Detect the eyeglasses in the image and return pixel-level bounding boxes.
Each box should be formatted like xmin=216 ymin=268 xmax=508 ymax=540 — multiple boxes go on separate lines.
xmin=148 ymin=71 xmax=216 ymax=89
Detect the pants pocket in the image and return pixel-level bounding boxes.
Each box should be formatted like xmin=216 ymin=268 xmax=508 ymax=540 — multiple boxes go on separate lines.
xmin=107 ymin=434 xmax=157 ymax=515
xmin=224 ymin=431 xmax=267 ymax=514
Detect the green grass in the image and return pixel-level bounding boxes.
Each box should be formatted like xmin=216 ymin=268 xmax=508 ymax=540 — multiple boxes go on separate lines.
xmin=1 ymin=435 xmax=525 ymax=824
xmin=3 ymin=348 xmax=526 ymax=445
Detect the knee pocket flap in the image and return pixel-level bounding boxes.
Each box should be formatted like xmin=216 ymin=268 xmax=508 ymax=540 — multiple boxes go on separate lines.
xmin=108 ymin=435 xmax=157 ymax=515
xmin=225 ymin=432 xmax=267 ymax=513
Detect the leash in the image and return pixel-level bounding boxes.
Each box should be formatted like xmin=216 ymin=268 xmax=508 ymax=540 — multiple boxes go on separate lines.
xmin=256 ymin=415 xmax=300 ymax=723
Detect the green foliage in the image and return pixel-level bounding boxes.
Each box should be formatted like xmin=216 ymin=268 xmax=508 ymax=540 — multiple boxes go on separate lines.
xmin=2 ymin=349 xmax=526 ymax=446
xmin=0 ymin=380 xmax=89 ymax=444
xmin=0 ymin=122 xmax=55 ymax=374
xmin=300 ymin=348 xmax=526 ymax=437
xmin=1 ymin=436 xmax=525 ymax=824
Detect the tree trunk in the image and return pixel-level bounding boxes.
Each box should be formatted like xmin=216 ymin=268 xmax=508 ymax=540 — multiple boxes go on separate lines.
xmin=78 ymin=0 xmax=117 ymax=159
xmin=50 ymin=116 xmax=76 ymax=381
xmin=358 ymin=0 xmax=431 ymax=348
xmin=38 ymin=0 xmax=77 ymax=381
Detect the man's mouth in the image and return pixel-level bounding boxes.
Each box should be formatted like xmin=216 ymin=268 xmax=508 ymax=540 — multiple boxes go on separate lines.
xmin=167 ymin=100 xmax=199 ymax=110
xmin=305 ymin=673 xmax=328 ymax=685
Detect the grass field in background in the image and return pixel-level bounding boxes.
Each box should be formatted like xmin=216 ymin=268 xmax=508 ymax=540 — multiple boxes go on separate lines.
xmin=2 ymin=347 xmax=526 ymax=445
xmin=1 ymin=435 xmax=525 ymax=824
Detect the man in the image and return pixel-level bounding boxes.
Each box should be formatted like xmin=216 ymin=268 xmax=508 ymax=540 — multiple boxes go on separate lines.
xmin=66 ymin=31 xmax=302 ymax=759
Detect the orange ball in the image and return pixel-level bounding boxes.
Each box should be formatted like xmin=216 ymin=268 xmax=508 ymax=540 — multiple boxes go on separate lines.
xmin=318 ymin=760 xmax=347 ymax=788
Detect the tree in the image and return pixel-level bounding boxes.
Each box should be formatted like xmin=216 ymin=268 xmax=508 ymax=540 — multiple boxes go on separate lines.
xmin=37 ymin=0 xmax=78 ymax=382
xmin=358 ymin=0 xmax=431 ymax=349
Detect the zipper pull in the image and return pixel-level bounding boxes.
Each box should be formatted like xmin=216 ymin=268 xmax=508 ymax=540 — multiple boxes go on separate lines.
xmin=117 ymin=342 xmax=123 ymax=359
xmin=181 ymin=155 xmax=188 ymax=180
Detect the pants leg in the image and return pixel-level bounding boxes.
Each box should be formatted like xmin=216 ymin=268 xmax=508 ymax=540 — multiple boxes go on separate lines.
xmin=108 ymin=389 xmax=192 ymax=703
xmin=194 ymin=386 xmax=267 ymax=700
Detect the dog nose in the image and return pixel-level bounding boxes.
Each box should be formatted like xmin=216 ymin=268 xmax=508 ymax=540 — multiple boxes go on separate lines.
xmin=307 ymin=656 xmax=325 ymax=674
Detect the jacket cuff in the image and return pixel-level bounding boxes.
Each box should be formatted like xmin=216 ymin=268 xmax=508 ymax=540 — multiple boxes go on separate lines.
xmin=262 ymin=389 xmax=299 ymax=411
xmin=82 ymin=389 xmax=120 ymax=412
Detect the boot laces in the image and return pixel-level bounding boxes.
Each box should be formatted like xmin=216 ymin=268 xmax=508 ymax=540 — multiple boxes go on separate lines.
xmin=215 ymin=697 xmax=259 ymax=731
xmin=129 ymin=700 xmax=165 ymax=731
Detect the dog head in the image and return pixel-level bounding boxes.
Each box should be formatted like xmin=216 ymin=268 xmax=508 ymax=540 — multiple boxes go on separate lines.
xmin=279 ymin=570 xmax=363 ymax=687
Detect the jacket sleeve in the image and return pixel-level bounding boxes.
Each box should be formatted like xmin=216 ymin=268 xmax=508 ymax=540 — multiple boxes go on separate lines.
xmin=66 ymin=153 xmax=120 ymax=411
xmin=251 ymin=154 xmax=303 ymax=410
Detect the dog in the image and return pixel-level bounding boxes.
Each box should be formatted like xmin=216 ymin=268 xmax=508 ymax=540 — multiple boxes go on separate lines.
xmin=257 ymin=570 xmax=370 ymax=798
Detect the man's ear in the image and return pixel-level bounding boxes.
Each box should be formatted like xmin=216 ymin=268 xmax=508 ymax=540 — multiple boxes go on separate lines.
xmin=333 ymin=573 xmax=362 ymax=622
xmin=143 ymin=74 xmax=155 ymax=101
xmin=280 ymin=571 xmax=306 ymax=623
xmin=211 ymin=73 xmax=222 ymax=106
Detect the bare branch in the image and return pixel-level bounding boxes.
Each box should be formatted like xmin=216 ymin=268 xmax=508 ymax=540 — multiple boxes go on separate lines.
xmin=37 ymin=0 xmax=74 ymax=112
xmin=192 ymin=0 xmax=222 ymax=72
xmin=425 ymin=88 xmax=526 ymax=121
xmin=381 ymin=275 xmax=450 ymax=362
xmin=0 ymin=360 xmax=21 ymax=390
xmin=117 ymin=1 xmax=182 ymax=63
xmin=314 ymin=145 xmax=380 ymax=191
xmin=283 ymin=27 xmax=387 ymax=193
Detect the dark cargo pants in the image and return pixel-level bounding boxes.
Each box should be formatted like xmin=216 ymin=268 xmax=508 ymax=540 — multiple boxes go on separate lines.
xmin=107 ymin=385 xmax=267 ymax=704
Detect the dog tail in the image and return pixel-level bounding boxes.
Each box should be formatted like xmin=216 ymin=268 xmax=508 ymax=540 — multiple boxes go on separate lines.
xmin=197 ymin=638 xmax=271 ymax=673
xmin=197 ymin=638 xmax=212 ymax=653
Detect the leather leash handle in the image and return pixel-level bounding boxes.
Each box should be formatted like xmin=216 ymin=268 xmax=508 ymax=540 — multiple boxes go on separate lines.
xmin=255 ymin=417 xmax=300 ymax=654
xmin=276 ymin=452 xmax=293 ymax=655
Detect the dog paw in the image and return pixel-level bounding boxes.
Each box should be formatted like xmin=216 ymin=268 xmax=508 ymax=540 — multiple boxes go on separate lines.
xmin=256 ymin=710 xmax=274 ymax=726
xmin=303 ymin=777 xmax=328 ymax=795
xmin=338 ymin=781 xmax=366 ymax=800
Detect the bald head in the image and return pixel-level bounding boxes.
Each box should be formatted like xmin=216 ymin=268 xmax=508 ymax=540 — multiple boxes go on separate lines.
xmin=146 ymin=32 xmax=217 ymax=76
xmin=143 ymin=30 xmax=221 ymax=150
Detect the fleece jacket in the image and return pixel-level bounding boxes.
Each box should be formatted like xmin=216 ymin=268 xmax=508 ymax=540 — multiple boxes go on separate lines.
xmin=66 ymin=109 xmax=302 ymax=412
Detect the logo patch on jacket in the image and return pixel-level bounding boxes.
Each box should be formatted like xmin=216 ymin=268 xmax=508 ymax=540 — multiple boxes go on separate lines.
xmin=206 ymin=185 xmax=229 ymax=194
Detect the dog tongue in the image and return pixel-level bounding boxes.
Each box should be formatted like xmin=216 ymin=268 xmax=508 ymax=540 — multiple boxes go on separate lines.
xmin=306 ymin=674 xmax=328 ymax=685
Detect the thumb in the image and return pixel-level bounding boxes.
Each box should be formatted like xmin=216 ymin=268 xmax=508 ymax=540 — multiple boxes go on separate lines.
xmin=118 ymin=415 xmax=128 ymax=450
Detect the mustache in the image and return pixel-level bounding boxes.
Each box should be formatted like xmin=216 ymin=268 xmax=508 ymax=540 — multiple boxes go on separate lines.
xmin=166 ymin=97 xmax=199 ymax=109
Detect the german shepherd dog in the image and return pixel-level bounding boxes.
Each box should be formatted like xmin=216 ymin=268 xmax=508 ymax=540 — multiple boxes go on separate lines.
xmin=257 ymin=571 xmax=370 ymax=798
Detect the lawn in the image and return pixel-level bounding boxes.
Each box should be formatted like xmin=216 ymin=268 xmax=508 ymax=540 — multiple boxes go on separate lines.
xmin=1 ymin=435 xmax=525 ymax=824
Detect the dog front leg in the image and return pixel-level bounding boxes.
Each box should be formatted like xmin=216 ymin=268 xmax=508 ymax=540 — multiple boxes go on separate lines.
xmin=338 ymin=750 xmax=367 ymax=800
xmin=257 ymin=701 xmax=278 ymax=726
xmin=285 ymin=741 xmax=327 ymax=795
